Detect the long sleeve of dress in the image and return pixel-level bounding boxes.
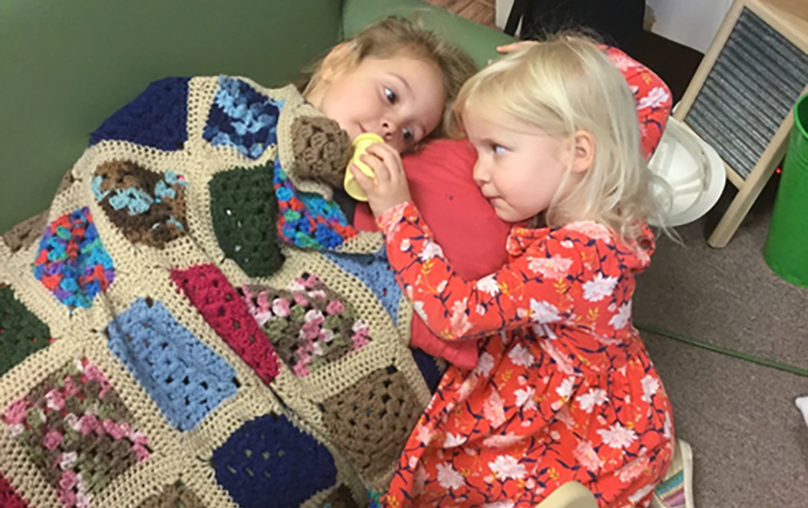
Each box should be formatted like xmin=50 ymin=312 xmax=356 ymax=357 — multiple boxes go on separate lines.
xmin=378 ymin=202 xmax=614 ymax=342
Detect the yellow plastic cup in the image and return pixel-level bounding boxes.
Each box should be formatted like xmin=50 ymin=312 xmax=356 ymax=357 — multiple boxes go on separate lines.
xmin=344 ymin=132 xmax=384 ymax=201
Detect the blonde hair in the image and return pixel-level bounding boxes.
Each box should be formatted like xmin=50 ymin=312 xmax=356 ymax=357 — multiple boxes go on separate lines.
xmin=303 ymin=16 xmax=478 ymax=142
xmin=455 ymin=35 xmax=666 ymax=243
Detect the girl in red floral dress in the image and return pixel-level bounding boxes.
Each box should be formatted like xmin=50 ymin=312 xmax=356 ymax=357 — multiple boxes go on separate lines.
xmin=350 ymin=35 xmax=675 ymax=508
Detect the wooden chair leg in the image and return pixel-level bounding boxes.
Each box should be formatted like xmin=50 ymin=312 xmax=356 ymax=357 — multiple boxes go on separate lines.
xmin=708 ymin=181 xmax=765 ymax=248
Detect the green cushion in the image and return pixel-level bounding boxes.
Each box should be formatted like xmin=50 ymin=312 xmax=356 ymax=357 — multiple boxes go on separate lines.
xmin=341 ymin=0 xmax=515 ymax=68
xmin=0 ymin=0 xmax=341 ymax=232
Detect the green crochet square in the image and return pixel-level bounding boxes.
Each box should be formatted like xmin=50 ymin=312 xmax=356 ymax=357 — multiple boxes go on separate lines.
xmin=0 ymin=284 xmax=52 ymax=376
xmin=209 ymin=165 xmax=283 ymax=277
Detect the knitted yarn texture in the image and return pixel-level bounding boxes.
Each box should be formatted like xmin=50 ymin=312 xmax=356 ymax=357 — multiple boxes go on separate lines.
xmin=0 ymin=76 xmax=445 ymax=508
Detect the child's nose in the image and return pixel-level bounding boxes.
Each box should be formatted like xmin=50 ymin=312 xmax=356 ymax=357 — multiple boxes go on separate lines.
xmin=381 ymin=119 xmax=398 ymax=140
xmin=473 ymin=160 xmax=490 ymax=186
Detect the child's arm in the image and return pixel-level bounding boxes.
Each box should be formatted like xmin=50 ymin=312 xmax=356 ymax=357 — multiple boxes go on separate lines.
xmin=379 ymin=201 xmax=589 ymax=342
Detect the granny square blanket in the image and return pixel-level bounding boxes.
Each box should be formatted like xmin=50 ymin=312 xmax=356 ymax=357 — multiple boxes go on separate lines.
xmin=0 ymin=76 xmax=446 ymax=508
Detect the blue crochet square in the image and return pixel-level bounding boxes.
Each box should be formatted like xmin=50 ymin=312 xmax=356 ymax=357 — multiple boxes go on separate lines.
xmin=212 ymin=413 xmax=337 ymax=508
xmin=323 ymin=247 xmax=402 ymax=325
xmin=33 ymin=207 xmax=115 ymax=310
xmin=106 ymin=298 xmax=238 ymax=431
xmin=410 ymin=347 xmax=445 ymax=394
xmin=203 ymin=76 xmax=280 ymax=160
xmin=89 ymin=77 xmax=189 ymax=151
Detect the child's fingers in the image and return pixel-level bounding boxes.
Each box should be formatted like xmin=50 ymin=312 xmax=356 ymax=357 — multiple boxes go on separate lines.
xmin=496 ymin=40 xmax=537 ymax=54
xmin=366 ymin=143 xmax=405 ymax=181
xmin=358 ymin=153 xmax=391 ymax=184
xmin=349 ymin=163 xmax=375 ymax=190
xmin=367 ymin=141 xmax=399 ymax=159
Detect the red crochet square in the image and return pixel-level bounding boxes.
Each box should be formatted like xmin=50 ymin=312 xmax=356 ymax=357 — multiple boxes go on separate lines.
xmin=171 ymin=264 xmax=280 ymax=384
xmin=0 ymin=472 xmax=30 ymax=508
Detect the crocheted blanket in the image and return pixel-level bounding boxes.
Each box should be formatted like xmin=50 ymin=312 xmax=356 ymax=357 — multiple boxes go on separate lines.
xmin=0 ymin=76 xmax=444 ymax=508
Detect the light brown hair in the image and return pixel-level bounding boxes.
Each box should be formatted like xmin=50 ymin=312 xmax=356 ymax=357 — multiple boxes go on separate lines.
xmin=303 ymin=16 xmax=478 ymax=143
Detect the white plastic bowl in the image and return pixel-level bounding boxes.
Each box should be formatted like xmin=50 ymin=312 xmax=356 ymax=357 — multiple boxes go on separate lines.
xmin=648 ymin=116 xmax=727 ymax=227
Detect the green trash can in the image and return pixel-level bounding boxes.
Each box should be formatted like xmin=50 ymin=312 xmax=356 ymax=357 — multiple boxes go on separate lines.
xmin=764 ymin=93 xmax=808 ymax=287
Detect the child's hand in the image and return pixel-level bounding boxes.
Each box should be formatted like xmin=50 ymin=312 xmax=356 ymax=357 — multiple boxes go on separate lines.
xmin=496 ymin=40 xmax=538 ymax=54
xmin=488 ymin=41 xmax=538 ymax=65
xmin=349 ymin=143 xmax=412 ymax=218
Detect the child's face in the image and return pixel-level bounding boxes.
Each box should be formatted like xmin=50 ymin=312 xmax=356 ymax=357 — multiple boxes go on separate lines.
xmin=309 ymin=54 xmax=446 ymax=154
xmin=465 ymin=109 xmax=572 ymax=223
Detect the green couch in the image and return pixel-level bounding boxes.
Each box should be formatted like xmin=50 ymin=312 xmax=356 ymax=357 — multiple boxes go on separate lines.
xmin=0 ymin=0 xmax=513 ymax=233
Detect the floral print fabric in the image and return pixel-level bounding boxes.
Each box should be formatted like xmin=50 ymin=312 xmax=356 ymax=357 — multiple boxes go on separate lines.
xmin=379 ymin=202 xmax=674 ymax=508
xmin=600 ymin=45 xmax=672 ymax=161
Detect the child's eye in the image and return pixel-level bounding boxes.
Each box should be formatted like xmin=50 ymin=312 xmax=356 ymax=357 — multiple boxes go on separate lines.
xmin=403 ymin=128 xmax=414 ymax=141
xmin=493 ymin=144 xmax=507 ymax=155
xmin=384 ymin=87 xmax=397 ymax=104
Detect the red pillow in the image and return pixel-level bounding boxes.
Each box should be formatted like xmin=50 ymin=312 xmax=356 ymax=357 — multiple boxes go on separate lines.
xmin=354 ymin=139 xmax=511 ymax=369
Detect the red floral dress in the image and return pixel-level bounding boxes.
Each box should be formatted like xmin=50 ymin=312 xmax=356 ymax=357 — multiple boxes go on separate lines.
xmin=379 ymin=204 xmax=674 ymax=508
xmin=599 ymin=45 xmax=672 ymax=161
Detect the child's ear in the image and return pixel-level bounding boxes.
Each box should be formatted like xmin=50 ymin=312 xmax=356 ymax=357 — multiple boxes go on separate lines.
xmin=570 ymin=130 xmax=595 ymax=173
xmin=320 ymin=42 xmax=352 ymax=82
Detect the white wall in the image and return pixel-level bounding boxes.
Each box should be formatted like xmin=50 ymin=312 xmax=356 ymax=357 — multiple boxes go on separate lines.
xmin=495 ymin=0 xmax=734 ymax=53
xmin=495 ymin=0 xmax=520 ymax=35
xmin=646 ymin=0 xmax=733 ymax=52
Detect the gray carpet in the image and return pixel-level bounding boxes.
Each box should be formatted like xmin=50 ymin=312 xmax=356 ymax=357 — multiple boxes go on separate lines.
xmin=634 ymin=181 xmax=808 ymax=507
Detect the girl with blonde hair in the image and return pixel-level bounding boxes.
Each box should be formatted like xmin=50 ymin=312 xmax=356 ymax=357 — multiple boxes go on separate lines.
xmin=351 ymin=35 xmax=674 ymax=507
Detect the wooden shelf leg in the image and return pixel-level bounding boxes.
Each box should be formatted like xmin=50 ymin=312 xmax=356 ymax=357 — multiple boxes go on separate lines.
xmin=708 ymin=164 xmax=776 ymax=248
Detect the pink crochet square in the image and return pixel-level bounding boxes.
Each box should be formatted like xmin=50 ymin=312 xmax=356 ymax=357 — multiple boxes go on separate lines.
xmin=2 ymin=358 xmax=150 ymax=508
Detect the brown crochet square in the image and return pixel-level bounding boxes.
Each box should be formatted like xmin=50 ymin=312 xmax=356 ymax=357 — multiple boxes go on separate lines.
xmin=320 ymin=365 xmax=422 ymax=477
xmin=290 ymin=116 xmax=352 ymax=189
xmin=137 ymin=481 xmax=206 ymax=508
xmin=322 ymin=484 xmax=360 ymax=508
xmin=3 ymin=211 xmax=48 ymax=253
xmin=93 ymin=160 xmax=189 ymax=248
